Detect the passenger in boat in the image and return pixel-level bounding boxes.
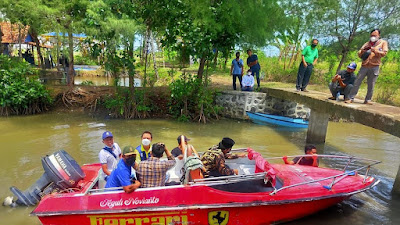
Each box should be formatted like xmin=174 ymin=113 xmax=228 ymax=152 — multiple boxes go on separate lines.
xmin=105 ymin=146 xmax=141 ymax=193
xmin=134 ymin=131 xmax=153 ymax=162
xmin=99 ymin=131 xmax=122 ymax=179
xmin=283 ymin=145 xmax=319 ymax=167
xmin=171 ymin=135 xmax=200 ymax=159
xmin=135 ymin=143 xmax=176 ymax=188
xmin=201 ymin=137 xmax=245 ymax=177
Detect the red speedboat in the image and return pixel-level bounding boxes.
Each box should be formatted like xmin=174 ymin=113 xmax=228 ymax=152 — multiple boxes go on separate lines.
xmin=8 ymin=149 xmax=380 ymax=225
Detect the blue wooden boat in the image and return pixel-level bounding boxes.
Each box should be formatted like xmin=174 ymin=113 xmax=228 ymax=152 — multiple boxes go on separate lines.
xmin=246 ymin=111 xmax=308 ymax=128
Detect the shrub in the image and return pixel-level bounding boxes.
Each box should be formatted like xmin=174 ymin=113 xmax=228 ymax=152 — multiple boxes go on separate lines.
xmin=0 ymin=55 xmax=52 ymax=116
xmin=103 ymin=87 xmax=152 ymax=119
xmin=169 ymin=73 xmax=221 ymax=122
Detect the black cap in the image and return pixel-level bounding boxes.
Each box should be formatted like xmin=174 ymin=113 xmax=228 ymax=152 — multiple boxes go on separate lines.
xmin=177 ymin=135 xmax=190 ymax=145
xmin=217 ymin=137 xmax=235 ymax=150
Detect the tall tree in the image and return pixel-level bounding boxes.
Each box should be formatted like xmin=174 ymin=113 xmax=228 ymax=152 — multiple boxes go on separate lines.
xmin=40 ymin=0 xmax=89 ymax=86
xmin=133 ymin=0 xmax=284 ymax=80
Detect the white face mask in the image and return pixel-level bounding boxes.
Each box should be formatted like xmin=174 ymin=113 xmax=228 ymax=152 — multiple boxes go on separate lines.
xmin=370 ymin=36 xmax=378 ymax=42
xmin=247 ymin=72 xmax=252 ymax=76
xmin=142 ymin=139 xmax=151 ymax=146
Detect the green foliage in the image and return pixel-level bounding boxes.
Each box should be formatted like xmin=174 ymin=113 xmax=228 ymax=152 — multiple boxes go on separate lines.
xmin=0 ymin=55 xmax=52 ymax=115
xmin=74 ymin=55 xmax=98 ymax=66
xmin=169 ymin=73 xmax=221 ymax=122
xmin=103 ymin=88 xmax=151 ymax=118
xmin=80 ymin=80 xmax=95 ymax=86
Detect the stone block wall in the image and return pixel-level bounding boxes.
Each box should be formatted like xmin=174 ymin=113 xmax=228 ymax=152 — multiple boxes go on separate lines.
xmin=216 ymin=91 xmax=310 ymax=120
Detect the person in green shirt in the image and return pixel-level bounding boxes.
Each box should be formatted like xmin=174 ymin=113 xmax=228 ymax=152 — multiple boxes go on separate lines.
xmin=296 ymin=39 xmax=319 ymax=92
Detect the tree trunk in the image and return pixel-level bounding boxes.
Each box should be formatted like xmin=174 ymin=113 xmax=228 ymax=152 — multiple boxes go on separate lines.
xmin=143 ymin=27 xmax=150 ymax=87
xmin=336 ymin=50 xmax=348 ymax=74
xmin=18 ymin=25 xmax=22 ymax=58
xmin=0 ymin=24 xmax=4 ymax=54
xmin=128 ymin=38 xmax=135 ymax=94
xmin=150 ymin=31 xmax=159 ymax=80
xmin=56 ymin=33 xmax=60 ymax=72
xmin=197 ymin=54 xmax=206 ymax=80
xmin=288 ymin=45 xmax=297 ymax=68
xmin=29 ymin=28 xmax=44 ymax=69
xmin=213 ymin=49 xmax=218 ymax=67
xmin=67 ymin=30 xmax=75 ymax=87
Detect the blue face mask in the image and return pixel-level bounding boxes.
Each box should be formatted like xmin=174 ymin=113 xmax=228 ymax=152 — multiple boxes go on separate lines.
xmin=311 ymin=44 xmax=317 ymax=48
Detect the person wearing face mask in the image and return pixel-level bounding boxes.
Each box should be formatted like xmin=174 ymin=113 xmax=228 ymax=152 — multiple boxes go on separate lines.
xmin=231 ymin=52 xmax=244 ymax=90
xmin=296 ymin=39 xmax=319 ymax=92
xmin=246 ymin=49 xmax=261 ymax=89
xmin=328 ymin=62 xmax=357 ymax=102
xmin=135 ymin=131 xmax=153 ymax=162
xmin=135 ymin=143 xmax=176 ymax=188
xmin=98 ymin=131 xmax=122 ymax=179
xmin=105 ymin=146 xmax=141 ymax=193
xmin=241 ymin=69 xmax=255 ymax=91
xmin=348 ymin=29 xmax=389 ymax=105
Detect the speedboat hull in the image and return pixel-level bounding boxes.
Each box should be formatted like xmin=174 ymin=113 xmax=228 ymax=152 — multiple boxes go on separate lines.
xmin=32 ymin=160 xmax=379 ymax=225
xmin=36 ymin=197 xmax=348 ymax=225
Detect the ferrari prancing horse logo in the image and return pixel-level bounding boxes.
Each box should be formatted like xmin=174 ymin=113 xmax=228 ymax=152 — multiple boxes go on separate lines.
xmin=208 ymin=211 xmax=229 ymax=225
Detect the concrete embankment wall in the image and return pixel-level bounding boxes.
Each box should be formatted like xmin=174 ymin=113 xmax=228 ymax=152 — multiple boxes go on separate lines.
xmin=215 ymin=91 xmax=310 ymax=120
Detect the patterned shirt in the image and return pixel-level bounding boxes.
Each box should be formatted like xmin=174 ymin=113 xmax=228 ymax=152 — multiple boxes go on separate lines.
xmin=201 ymin=147 xmax=238 ymax=176
xmin=136 ymin=156 xmax=176 ymax=188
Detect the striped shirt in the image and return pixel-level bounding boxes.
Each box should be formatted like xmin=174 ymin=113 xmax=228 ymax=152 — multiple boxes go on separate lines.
xmin=136 ymin=156 xmax=176 ymax=188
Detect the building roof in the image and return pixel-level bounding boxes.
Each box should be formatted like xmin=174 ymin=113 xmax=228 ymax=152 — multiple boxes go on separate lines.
xmin=0 ymin=21 xmax=30 ymax=44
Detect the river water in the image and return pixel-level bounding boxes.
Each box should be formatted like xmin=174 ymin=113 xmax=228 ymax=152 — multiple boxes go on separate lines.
xmin=0 ymin=112 xmax=399 ymax=225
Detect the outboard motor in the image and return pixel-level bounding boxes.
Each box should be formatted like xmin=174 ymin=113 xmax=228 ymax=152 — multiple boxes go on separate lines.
xmin=5 ymin=150 xmax=85 ymax=207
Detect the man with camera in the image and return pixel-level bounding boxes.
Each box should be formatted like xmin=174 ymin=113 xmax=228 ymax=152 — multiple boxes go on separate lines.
xmin=135 ymin=143 xmax=176 ymax=188
xmin=349 ymin=29 xmax=388 ymax=105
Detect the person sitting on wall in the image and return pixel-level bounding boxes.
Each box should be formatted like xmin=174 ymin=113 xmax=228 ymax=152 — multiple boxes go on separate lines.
xmin=283 ymin=145 xmax=319 ymax=167
xmin=241 ymin=69 xmax=255 ymax=92
xmin=328 ymin=62 xmax=357 ymax=103
xmin=105 ymin=146 xmax=141 ymax=193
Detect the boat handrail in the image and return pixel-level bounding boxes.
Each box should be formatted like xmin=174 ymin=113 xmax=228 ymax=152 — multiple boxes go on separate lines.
xmin=189 ymin=172 xmax=267 ymax=186
xmin=263 ymin=154 xmax=381 ymax=164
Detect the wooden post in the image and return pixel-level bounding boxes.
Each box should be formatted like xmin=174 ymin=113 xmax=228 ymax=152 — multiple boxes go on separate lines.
xmin=306 ymin=109 xmax=329 ymax=144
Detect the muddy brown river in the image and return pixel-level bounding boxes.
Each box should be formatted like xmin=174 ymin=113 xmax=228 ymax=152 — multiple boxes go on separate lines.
xmin=0 ymin=111 xmax=399 ymax=224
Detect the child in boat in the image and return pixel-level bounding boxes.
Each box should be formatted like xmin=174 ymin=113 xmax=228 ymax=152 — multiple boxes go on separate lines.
xmin=98 ymin=131 xmax=122 ymax=180
xmin=283 ymin=145 xmax=319 ymax=167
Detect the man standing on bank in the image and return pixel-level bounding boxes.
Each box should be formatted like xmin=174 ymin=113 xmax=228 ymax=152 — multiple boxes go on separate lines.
xmin=349 ymin=29 xmax=388 ymax=105
xmin=296 ymin=39 xmax=319 ymax=92
xmin=231 ymin=52 xmax=244 ymax=90
xmin=247 ymin=49 xmax=261 ymax=89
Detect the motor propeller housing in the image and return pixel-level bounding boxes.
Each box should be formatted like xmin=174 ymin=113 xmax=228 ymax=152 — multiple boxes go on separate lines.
xmin=7 ymin=150 xmax=85 ymax=206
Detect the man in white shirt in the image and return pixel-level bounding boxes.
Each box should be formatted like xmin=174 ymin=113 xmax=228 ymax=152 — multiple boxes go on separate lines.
xmin=241 ymin=69 xmax=255 ymax=92
xmin=98 ymin=131 xmax=122 ymax=179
